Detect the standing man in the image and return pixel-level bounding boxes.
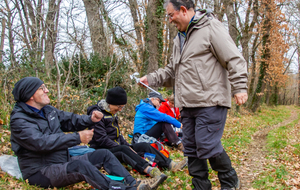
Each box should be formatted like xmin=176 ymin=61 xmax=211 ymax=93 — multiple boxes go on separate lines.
xmin=10 ymin=77 xmax=150 ymax=190
xmin=138 ymin=0 xmax=248 ymax=189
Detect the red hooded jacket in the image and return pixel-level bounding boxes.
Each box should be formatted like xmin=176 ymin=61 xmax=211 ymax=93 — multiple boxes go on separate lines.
xmin=158 ymin=99 xmax=180 ymax=120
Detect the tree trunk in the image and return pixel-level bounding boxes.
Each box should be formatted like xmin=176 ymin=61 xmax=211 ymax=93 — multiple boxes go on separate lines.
xmin=45 ymin=0 xmax=61 ymax=77
xmin=248 ymin=33 xmax=259 ymax=102
xmin=82 ymin=0 xmax=107 ymax=58
xmin=265 ymin=83 xmax=270 ymax=105
xmin=250 ymin=0 xmax=271 ymax=112
xmin=0 ymin=18 xmax=6 ymax=64
xmin=224 ymin=0 xmax=238 ymax=45
xmin=213 ymin=0 xmax=225 ymax=21
xmin=238 ymin=0 xmax=259 ymax=69
xmin=128 ymin=0 xmax=144 ymax=72
xmin=145 ymin=0 xmax=164 ymax=75
xmin=166 ymin=21 xmax=177 ymax=65
xmin=298 ymin=45 xmax=300 ymax=105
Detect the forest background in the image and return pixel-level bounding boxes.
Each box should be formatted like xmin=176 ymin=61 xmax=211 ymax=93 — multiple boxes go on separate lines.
xmin=0 ymin=0 xmax=300 ymax=122
xmin=0 ymin=0 xmax=300 ymax=189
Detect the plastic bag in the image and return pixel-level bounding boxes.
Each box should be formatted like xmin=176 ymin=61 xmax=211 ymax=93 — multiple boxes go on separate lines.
xmin=137 ymin=134 xmax=157 ymax=144
xmin=68 ymin=145 xmax=95 ymax=156
xmin=144 ymin=152 xmax=156 ymax=165
xmin=0 ymin=154 xmax=22 ymax=179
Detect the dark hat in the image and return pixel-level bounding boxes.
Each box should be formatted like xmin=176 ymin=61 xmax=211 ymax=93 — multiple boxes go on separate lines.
xmin=148 ymin=92 xmax=166 ymax=102
xmin=106 ymin=86 xmax=127 ymax=105
xmin=12 ymin=77 xmax=44 ymax=102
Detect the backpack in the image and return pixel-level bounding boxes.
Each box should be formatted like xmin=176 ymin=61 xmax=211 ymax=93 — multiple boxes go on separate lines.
xmin=150 ymin=141 xmax=169 ymax=158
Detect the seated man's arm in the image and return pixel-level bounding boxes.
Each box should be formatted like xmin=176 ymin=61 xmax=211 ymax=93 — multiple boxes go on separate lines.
xmin=10 ymin=119 xmax=81 ymax=153
xmin=139 ymin=104 xmax=181 ymax=128
xmin=56 ymin=108 xmax=95 ymax=132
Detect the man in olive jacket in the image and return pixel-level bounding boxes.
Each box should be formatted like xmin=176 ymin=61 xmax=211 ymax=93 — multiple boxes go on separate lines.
xmin=10 ymin=77 xmax=149 ymax=190
xmin=139 ymin=0 xmax=248 ymax=189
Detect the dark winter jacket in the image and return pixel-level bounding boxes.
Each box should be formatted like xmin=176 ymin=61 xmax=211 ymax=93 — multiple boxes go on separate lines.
xmin=10 ymin=102 xmax=94 ymax=180
xmin=87 ymin=100 xmax=130 ymax=149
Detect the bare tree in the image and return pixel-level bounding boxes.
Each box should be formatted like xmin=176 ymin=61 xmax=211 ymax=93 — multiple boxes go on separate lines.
xmin=82 ymin=0 xmax=107 ymax=58
xmin=3 ymin=0 xmax=16 ymax=66
xmin=44 ymin=0 xmax=62 ymax=77
xmin=0 ymin=18 xmax=6 ymax=63
xmin=128 ymin=0 xmax=145 ymax=72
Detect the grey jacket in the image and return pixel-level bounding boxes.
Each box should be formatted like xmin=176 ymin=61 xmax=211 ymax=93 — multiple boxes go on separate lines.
xmin=10 ymin=102 xmax=94 ymax=179
xmin=147 ymin=10 xmax=248 ymax=109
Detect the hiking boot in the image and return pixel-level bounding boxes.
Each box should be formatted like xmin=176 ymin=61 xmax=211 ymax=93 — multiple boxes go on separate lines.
xmin=139 ymin=174 xmax=168 ymax=190
xmin=221 ymin=178 xmax=241 ymax=190
xmin=135 ymin=180 xmax=151 ymax=190
xmin=148 ymin=167 xmax=162 ymax=178
xmin=169 ymin=157 xmax=188 ymax=172
xmin=177 ymin=143 xmax=184 ymax=151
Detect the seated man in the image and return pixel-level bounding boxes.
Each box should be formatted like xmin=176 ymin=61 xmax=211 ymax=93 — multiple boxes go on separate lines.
xmin=87 ymin=87 xmax=187 ymax=190
xmin=10 ymin=77 xmax=150 ymax=190
xmin=134 ymin=92 xmax=183 ymax=150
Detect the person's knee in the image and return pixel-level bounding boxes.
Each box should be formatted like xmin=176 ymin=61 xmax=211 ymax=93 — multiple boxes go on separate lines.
xmin=88 ymin=149 xmax=115 ymax=164
xmin=188 ymin=157 xmax=209 ymax=178
xmin=209 ymin=150 xmax=233 ymax=172
xmin=67 ymin=160 xmax=93 ymax=174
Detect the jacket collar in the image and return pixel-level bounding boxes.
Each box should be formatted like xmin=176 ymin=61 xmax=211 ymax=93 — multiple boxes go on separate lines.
xmin=178 ymin=9 xmax=210 ymax=37
xmin=12 ymin=102 xmax=51 ymax=119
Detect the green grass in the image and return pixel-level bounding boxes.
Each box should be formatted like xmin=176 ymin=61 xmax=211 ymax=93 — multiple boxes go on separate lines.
xmin=251 ymin=106 xmax=300 ymax=189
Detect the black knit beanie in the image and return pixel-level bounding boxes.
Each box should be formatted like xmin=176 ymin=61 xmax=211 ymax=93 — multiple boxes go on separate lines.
xmin=12 ymin=77 xmax=44 ymax=102
xmin=106 ymin=86 xmax=127 ymax=105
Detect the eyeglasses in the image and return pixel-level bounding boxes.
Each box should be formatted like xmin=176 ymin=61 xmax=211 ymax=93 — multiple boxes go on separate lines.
xmin=156 ymin=98 xmax=162 ymax=104
xmin=117 ymin=105 xmax=125 ymax=110
xmin=166 ymin=11 xmax=177 ymax=20
xmin=38 ymin=84 xmax=48 ymax=92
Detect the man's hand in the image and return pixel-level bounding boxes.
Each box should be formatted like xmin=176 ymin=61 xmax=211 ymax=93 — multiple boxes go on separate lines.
xmin=234 ymin=93 xmax=248 ymax=106
xmin=139 ymin=76 xmax=149 ymax=87
xmin=91 ymin=110 xmax=103 ymax=122
xmin=78 ymin=129 xmax=94 ymax=144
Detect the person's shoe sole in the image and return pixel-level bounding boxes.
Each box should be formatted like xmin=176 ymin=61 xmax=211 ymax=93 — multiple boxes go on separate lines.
xmin=220 ymin=178 xmax=241 ymax=190
xmin=180 ymin=158 xmax=188 ymax=170
xmin=235 ymin=178 xmax=241 ymax=190
xmin=137 ymin=183 xmax=151 ymax=190
xmin=150 ymin=174 xmax=168 ymax=190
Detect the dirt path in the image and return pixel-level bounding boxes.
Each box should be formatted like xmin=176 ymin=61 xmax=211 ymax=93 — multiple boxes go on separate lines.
xmin=237 ymin=107 xmax=298 ymax=189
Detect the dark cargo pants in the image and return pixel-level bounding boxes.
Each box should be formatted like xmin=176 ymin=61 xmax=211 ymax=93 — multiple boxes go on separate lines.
xmin=28 ymin=149 xmax=136 ymax=190
xmin=181 ymin=106 xmax=238 ymax=189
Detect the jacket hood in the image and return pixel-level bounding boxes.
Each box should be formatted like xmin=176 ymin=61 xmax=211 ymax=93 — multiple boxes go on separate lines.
xmin=178 ymin=9 xmax=211 ymax=37
xmin=135 ymin=98 xmax=154 ymax=112
xmin=193 ymin=9 xmax=211 ymax=23
xmin=11 ymin=102 xmax=50 ymax=120
xmin=87 ymin=99 xmax=111 ymax=115
xmin=87 ymin=104 xmax=99 ymax=115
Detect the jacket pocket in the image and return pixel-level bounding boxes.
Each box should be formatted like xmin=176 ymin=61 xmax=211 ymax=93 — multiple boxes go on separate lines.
xmin=194 ymin=61 xmax=207 ymax=91
xmin=206 ymin=122 xmax=222 ymax=132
